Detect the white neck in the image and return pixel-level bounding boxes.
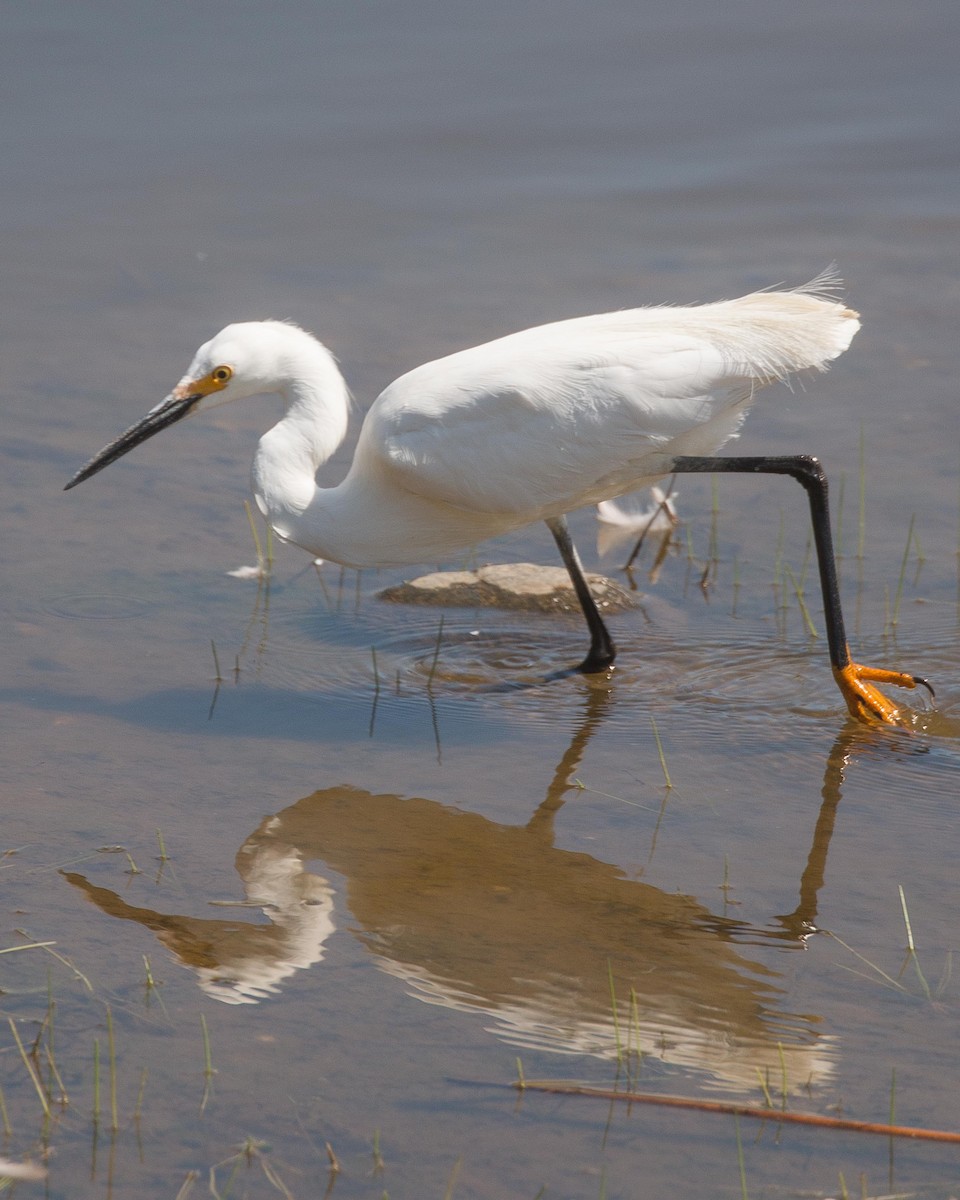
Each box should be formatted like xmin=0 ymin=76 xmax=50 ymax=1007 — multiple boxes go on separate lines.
xmin=251 ymin=345 xmax=350 ymax=540
xmin=248 ymin=329 xmax=512 ymax=567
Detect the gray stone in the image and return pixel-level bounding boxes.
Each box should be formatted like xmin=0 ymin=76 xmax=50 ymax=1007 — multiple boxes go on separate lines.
xmin=378 ymin=562 xmax=637 ymax=614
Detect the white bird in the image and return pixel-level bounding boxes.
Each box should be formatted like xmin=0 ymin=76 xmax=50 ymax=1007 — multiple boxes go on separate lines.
xmin=65 ymin=278 xmax=930 ymax=725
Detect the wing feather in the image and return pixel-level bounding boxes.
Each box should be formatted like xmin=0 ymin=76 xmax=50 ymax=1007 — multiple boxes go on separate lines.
xmin=354 ymin=289 xmax=856 ymax=519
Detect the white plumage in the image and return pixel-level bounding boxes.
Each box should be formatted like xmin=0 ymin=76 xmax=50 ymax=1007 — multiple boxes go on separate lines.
xmin=210 ymin=282 xmax=858 ymax=565
xmin=66 ymin=277 xmax=929 ymax=724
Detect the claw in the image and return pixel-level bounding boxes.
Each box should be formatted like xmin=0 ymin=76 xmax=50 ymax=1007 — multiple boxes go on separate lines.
xmin=915 ymin=675 xmax=936 ymax=700
xmin=833 ymin=661 xmax=930 ymax=726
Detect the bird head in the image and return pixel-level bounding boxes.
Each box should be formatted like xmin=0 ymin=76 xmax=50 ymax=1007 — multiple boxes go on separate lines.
xmin=63 ymin=321 xmax=306 ymax=490
xmin=176 ymin=321 xmax=313 ymax=409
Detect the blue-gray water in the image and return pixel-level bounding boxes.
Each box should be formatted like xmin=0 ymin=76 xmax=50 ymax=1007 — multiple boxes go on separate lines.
xmin=3 ymin=3 xmax=960 ymax=1196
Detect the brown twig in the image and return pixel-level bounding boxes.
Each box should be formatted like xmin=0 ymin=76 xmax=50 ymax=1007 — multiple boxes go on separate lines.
xmin=511 ymin=1081 xmax=960 ymax=1144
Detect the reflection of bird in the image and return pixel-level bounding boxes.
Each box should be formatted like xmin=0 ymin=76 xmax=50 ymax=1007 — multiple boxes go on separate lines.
xmin=63 ymin=787 xmax=835 ymax=1088
xmin=60 ymin=688 xmax=862 ymax=1091
xmin=246 ymin=784 xmax=835 ymax=1091
xmin=62 ymin=844 xmax=335 ymax=1005
xmin=64 ymin=277 xmax=927 ymax=723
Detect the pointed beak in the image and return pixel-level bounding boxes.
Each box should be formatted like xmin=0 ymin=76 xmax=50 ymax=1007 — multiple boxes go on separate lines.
xmin=63 ymin=390 xmax=204 ymax=490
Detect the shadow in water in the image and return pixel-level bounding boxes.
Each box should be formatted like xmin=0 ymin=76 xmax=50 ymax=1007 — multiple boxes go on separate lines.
xmin=62 ymin=699 xmax=914 ymax=1094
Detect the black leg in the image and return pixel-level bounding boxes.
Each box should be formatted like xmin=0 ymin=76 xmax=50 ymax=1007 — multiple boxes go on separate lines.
xmin=546 ymin=516 xmax=616 ymax=674
xmin=673 ymin=456 xmax=849 ymax=667
xmin=670 ymin=455 xmax=931 ymax=724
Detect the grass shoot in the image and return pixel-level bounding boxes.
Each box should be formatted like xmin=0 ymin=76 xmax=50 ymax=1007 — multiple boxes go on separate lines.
xmin=650 ymin=716 xmax=672 ymax=790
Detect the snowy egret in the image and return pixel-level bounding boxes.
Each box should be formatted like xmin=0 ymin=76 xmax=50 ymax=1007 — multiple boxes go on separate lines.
xmin=65 ymin=278 xmax=930 ymax=725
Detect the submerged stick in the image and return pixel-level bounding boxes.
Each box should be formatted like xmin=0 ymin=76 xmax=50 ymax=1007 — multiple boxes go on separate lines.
xmin=510 ymin=1080 xmax=960 ymax=1143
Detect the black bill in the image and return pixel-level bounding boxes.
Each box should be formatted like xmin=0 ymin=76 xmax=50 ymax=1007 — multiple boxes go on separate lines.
xmin=64 ymin=392 xmax=202 ymax=491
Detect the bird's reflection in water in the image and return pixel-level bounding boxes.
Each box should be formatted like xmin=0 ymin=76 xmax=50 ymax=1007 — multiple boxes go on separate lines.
xmin=64 ymin=694 xmax=905 ymax=1095
xmin=65 ymin=843 xmax=336 ymax=1005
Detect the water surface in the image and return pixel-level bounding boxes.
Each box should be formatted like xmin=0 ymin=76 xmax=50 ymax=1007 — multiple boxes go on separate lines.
xmin=3 ymin=2 xmax=960 ymax=1196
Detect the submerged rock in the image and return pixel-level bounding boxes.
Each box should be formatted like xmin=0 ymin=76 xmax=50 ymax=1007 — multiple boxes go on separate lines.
xmin=378 ymin=562 xmax=637 ymax=614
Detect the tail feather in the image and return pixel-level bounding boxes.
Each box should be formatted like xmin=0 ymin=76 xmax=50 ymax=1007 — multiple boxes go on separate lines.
xmin=699 ymin=281 xmax=860 ymax=383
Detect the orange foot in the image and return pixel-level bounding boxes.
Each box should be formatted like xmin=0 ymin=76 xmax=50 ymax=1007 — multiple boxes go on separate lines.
xmin=833 ymin=661 xmax=934 ymax=726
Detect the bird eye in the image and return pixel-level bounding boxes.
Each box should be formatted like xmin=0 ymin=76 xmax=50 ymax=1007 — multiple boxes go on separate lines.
xmin=212 ymin=365 xmax=233 ymax=384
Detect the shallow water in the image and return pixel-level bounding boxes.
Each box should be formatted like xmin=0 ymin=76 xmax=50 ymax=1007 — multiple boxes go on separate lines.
xmin=4 ymin=2 xmax=960 ymax=1197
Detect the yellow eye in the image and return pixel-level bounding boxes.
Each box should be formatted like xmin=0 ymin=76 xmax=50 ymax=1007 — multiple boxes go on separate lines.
xmin=212 ymin=365 xmax=233 ymax=384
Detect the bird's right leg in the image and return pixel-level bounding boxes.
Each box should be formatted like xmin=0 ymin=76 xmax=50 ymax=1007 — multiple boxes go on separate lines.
xmin=546 ymin=516 xmax=616 ymax=674
xmin=671 ymin=454 xmax=931 ymax=725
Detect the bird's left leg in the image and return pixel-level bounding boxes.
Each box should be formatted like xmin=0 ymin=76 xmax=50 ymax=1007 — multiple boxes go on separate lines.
xmin=671 ymin=455 xmax=932 ymax=726
xmin=546 ymin=516 xmax=616 ymax=674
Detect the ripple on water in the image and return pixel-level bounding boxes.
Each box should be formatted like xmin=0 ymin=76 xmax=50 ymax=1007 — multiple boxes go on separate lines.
xmin=234 ymin=592 xmax=946 ymax=748
xmin=258 ymin=603 xmax=600 ymax=719
xmin=44 ymin=593 xmax=158 ymax=620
